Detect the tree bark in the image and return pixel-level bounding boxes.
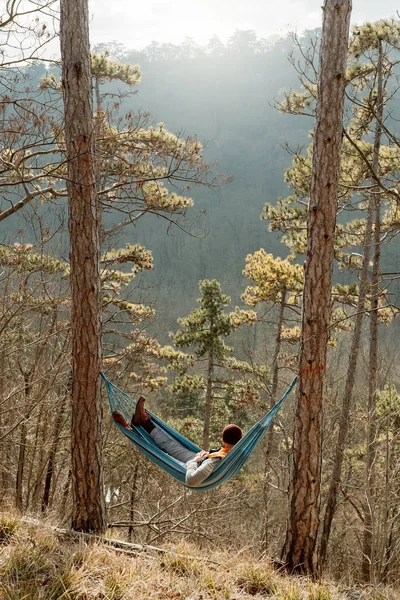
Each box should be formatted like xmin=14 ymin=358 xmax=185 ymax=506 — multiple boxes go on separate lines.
xmin=60 ymin=0 xmax=106 ymax=533
xmin=361 ymin=56 xmax=383 ymax=582
xmin=362 ymin=184 xmax=381 ymax=583
xmin=15 ymin=370 xmax=33 ymax=511
xmin=15 ymin=422 xmax=27 ymax=511
xmin=362 ymin=42 xmax=383 ymax=580
xmin=128 ymin=462 xmax=139 ymax=542
xmin=283 ymin=0 xmax=351 ymax=576
xmin=319 ymin=208 xmax=373 ymax=568
xmin=320 ymin=40 xmax=384 ymax=569
xmin=94 ymin=76 xmax=104 ymax=241
xmin=28 ymin=400 xmax=48 ymax=510
xmin=262 ymin=290 xmax=286 ymax=551
xmin=60 ymin=468 xmax=72 ymax=518
xmin=42 ymin=384 xmax=69 ymax=512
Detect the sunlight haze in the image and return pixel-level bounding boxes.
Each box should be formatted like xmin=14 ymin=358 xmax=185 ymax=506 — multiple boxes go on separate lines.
xmin=89 ymin=0 xmax=400 ymax=49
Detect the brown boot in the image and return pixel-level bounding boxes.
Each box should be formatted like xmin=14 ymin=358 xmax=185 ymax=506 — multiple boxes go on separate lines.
xmin=132 ymin=397 xmax=148 ymax=426
xmin=112 ymin=411 xmax=131 ymax=430
xmin=131 ymin=397 xmax=155 ymax=432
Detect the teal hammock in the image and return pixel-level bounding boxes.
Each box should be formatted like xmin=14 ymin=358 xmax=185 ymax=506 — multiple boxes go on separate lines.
xmin=101 ymin=372 xmax=297 ymax=492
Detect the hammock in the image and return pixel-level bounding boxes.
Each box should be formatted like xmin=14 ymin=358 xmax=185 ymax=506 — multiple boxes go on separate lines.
xmin=101 ymin=372 xmax=297 ymax=492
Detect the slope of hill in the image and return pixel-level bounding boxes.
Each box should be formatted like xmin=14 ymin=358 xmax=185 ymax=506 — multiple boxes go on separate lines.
xmin=1 ymin=513 xmax=397 ymax=600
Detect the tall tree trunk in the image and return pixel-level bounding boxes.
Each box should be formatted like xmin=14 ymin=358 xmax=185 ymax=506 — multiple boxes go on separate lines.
xmin=203 ymin=349 xmax=214 ymax=450
xmin=0 ymin=350 xmax=11 ymax=506
xmin=262 ymin=290 xmax=286 ymax=551
xmin=28 ymin=397 xmax=49 ymax=510
xmin=15 ymin=371 xmax=32 ymax=511
xmin=377 ymin=422 xmax=391 ymax=583
xmin=94 ymin=77 xmax=104 ymax=242
xmin=362 ymin=186 xmax=381 ymax=583
xmin=15 ymin=422 xmax=27 ymax=511
xmin=283 ymin=0 xmax=351 ymax=576
xmin=128 ymin=462 xmax=139 ymax=542
xmin=361 ymin=39 xmax=383 ymax=583
xmin=319 ymin=40 xmax=384 ymax=569
xmin=319 ymin=208 xmax=373 ymax=567
xmin=382 ymin=413 xmax=400 ymax=584
xmin=60 ymin=468 xmax=72 ymax=519
xmin=60 ymin=0 xmax=106 ymax=533
xmin=42 ymin=385 xmax=69 ymax=512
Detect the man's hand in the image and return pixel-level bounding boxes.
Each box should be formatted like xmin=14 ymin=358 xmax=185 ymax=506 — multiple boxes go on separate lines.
xmin=193 ymin=450 xmax=208 ymax=463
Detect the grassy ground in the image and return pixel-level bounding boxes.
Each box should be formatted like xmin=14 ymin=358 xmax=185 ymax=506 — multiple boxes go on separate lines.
xmin=0 ymin=513 xmax=398 ymax=600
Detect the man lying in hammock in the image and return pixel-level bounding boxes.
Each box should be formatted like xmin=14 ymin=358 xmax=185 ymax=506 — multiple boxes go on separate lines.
xmin=112 ymin=398 xmax=242 ymax=487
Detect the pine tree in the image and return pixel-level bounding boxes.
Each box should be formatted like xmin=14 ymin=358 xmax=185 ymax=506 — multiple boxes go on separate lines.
xmin=241 ymin=251 xmax=303 ymax=549
xmin=60 ymin=0 xmax=106 ymax=533
xmin=261 ymin=18 xmax=400 ymax=573
xmin=171 ymin=280 xmax=235 ymax=449
xmin=283 ymin=0 xmax=352 ymax=576
xmin=241 ymin=249 xmax=304 ymax=416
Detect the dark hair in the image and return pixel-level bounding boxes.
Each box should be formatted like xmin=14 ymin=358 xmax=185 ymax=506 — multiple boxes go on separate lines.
xmin=222 ymin=424 xmax=243 ymax=445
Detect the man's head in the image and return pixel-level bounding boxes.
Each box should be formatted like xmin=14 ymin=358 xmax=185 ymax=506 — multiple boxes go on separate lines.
xmin=222 ymin=424 xmax=242 ymax=445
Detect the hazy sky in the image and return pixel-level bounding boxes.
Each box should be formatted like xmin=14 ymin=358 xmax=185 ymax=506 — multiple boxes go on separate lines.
xmin=89 ymin=0 xmax=400 ymax=49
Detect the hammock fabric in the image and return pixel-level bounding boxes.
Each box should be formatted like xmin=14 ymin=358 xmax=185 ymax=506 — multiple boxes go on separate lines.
xmin=101 ymin=372 xmax=297 ymax=492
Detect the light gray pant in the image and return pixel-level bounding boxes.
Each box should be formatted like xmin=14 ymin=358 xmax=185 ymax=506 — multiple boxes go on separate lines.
xmin=150 ymin=426 xmax=196 ymax=465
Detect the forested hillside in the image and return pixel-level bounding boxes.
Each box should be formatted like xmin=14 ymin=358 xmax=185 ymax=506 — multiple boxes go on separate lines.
xmin=11 ymin=33 xmax=315 ymax=330
xmin=102 ymin=33 xmax=314 ymax=324
xmin=13 ymin=31 xmax=400 ymax=332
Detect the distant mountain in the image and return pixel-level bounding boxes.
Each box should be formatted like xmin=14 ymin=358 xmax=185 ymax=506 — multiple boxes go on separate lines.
xmin=14 ymin=31 xmax=400 ymax=332
xmin=99 ymin=34 xmax=313 ymax=326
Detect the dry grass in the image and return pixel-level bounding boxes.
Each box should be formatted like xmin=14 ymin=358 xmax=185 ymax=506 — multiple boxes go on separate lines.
xmin=0 ymin=513 xmax=399 ymax=600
